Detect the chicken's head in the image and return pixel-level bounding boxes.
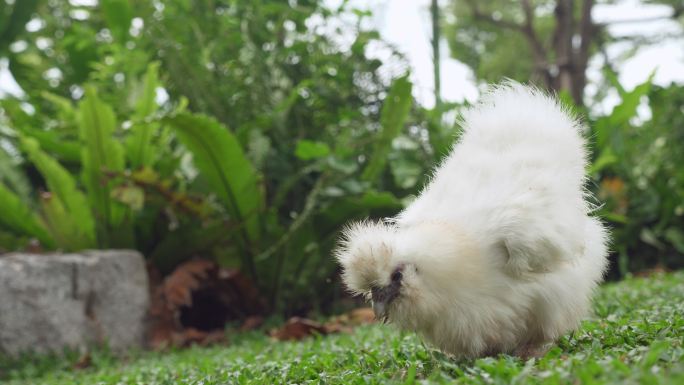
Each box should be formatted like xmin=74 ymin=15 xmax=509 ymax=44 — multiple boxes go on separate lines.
xmin=335 ymin=220 xmax=480 ymax=324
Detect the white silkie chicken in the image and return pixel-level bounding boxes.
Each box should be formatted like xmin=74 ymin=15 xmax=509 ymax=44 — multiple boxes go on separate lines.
xmin=335 ymin=82 xmax=609 ymax=359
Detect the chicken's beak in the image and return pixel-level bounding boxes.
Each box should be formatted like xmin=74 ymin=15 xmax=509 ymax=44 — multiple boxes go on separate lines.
xmin=372 ymin=300 xmax=389 ymax=323
xmin=371 ymin=283 xmax=399 ymax=323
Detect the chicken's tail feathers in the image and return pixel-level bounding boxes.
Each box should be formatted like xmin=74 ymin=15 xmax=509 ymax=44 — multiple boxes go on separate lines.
xmin=460 ymin=80 xmax=585 ymax=136
xmin=457 ymin=80 xmax=590 ymax=192
xmin=582 ymin=216 xmax=611 ymax=281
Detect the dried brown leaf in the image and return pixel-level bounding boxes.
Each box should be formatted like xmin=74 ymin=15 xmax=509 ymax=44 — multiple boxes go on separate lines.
xmin=240 ymin=315 xmax=264 ymax=332
xmin=163 ymin=259 xmax=216 ymax=309
xmin=146 ymin=259 xmax=264 ymax=349
xmin=72 ymin=353 xmax=92 ymax=370
xmin=270 ymin=317 xmax=327 ymax=341
xmin=348 ymin=307 xmax=376 ymax=325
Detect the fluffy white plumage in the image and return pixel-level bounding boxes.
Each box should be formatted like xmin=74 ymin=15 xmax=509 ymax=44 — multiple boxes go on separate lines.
xmin=335 ymin=82 xmax=609 ymax=358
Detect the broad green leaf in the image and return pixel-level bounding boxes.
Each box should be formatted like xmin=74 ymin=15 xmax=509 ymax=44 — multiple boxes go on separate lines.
xmin=165 ymin=112 xmax=263 ymax=244
xmin=362 ymin=74 xmax=413 ymax=181
xmin=20 ymin=128 xmax=81 ymax=163
xmin=295 ymin=140 xmax=330 ymax=160
xmin=100 ymin=0 xmax=133 ymax=42
xmin=319 ymin=190 xmax=403 ymax=233
xmin=589 ymin=147 xmax=618 ymax=174
xmin=111 ymin=185 xmax=145 ymax=211
xmin=604 ymin=67 xmax=626 ymax=97
xmin=0 ymin=182 xmax=54 ymax=248
xmin=389 ymin=156 xmax=423 ymax=189
xmin=79 ymin=86 xmax=131 ymax=247
xmin=664 ymin=227 xmax=684 ymax=254
xmin=0 ymin=145 xmax=31 ymax=203
xmin=41 ymin=91 xmax=79 ymax=131
xmin=39 ymin=192 xmax=91 ymax=251
xmin=640 ymin=228 xmax=665 ymax=250
xmin=246 ymin=130 xmax=271 ymax=169
xmin=126 ymin=62 xmax=160 ymax=168
xmin=0 ymin=98 xmax=39 ymax=133
xmin=21 ymin=136 xmax=96 ymax=249
xmin=326 ymin=156 xmax=358 ymax=174
xmin=134 ymin=62 xmax=161 ymax=118
xmin=601 ymin=211 xmax=628 ymax=224
xmin=149 ymin=223 xmax=230 ymax=274
xmin=595 ymin=72 xmax=655 ymax=149
xmin=557 ymin=89 xmax=577 ymax=112
xmin=609 ymin=71 xmax=654 ymax=127
xmin=0 ymin=0 xmax=40 ymax=54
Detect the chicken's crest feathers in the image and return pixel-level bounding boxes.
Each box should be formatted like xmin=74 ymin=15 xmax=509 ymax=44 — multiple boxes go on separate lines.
xmin=334 ymin=220 xmax=396 ymax=295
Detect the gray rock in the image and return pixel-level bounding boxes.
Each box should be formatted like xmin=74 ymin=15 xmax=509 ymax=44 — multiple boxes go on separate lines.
xmin=0 ymin=250 xmax=149 ymax=356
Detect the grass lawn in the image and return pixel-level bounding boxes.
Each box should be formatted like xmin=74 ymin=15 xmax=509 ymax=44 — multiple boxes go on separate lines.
xmin=2 ymin=271 xmax=683 ymax=384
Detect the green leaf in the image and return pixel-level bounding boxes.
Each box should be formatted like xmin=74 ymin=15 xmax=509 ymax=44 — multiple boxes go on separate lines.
xmin=0 ymin=145 xmax=32 ymax=202
xmin=246 ymin=130 xmax=271 ymax=169
xmin=41 ymin=91 xmax=79 ymax=132
xmin=604 ymin=67 xmax=626 ymax=96
xmin=557 ymin=89 xmax=577 ymax=111
xmin=362 ymin=74 xmax=413 ymax=181
xmin=609 ymin=72 xmax=654 ymax=127
xmin=326 ymin=156 xmax=358 ymax=174
xmin=111 ymin=185 xmax=145 ymax=211
xmin=295 ymin=140 xmax=330 ymax=160
xmin=21 ymin=136 xmax=96 ymax=250
xmin=100 ymin=0 xmax=133 ymax=42
xmin=602 ymin=211 xmax=628 ymax=224
xmin=0 ymin=0 xmax=40 ymax=54
xmin=589 ymin=147 xmax=618 ymax=174
xmin=389 ymin=156 xmax=423 ymax=189
xmin=664 ymin=227 xmax=684 ymax=254
xmin=79 ymin=85 xmax=131 ymax=247
xmin=149 ymin=223 xmax=229 ymax=274
xmin=134 ymin=62 xmax=161 ymax=118
xmin=126 ymin=62 xmax=160 ymax=169
xmin=19 ymin=128 xmax=81 ymax=163
xmin=0 ymin=182 xmax=54 ymax=248
xmin=640 ymin=228 xmax=665 ymax=250
xmin=165 ymin=112 xmax=263 ymax=244
xmin=38 ymin=193 xmax=88 ymax=251
xmin=595 ymin=72 xmax=655 ymax=149
xmin=319 ymin=190 xmax=403 ymax=232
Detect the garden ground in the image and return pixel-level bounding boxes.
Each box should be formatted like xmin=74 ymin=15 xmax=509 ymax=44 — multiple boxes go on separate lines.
xmin=2 ymin=271 xmax=682 ymax=385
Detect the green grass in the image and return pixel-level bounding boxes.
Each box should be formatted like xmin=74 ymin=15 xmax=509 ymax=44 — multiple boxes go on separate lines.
xmin=2 ymin=271 xmax=683 ymax=384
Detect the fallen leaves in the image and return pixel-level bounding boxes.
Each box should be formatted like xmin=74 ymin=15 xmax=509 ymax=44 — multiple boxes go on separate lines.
xmin=163 ymin=259 xmax=214 ymax=309
xmin=175 ymin=328 xmax=227 ymax=347
xmin=634 ymin=264 xmax=670 ymax=278
xmin=146 ymin=259 xmax=375 ymax=348
xmin=240 ymin=315 xmax=265 ymax=332
xmin=269 ymin=307 xmax=376 ymax=341
xmin=147 ymin=258 xmax=264 ymax=349
xmin=72 ymin=353 xmax=92 ymax=370
xmin=269 ymin=317 xmax=328 ymax=341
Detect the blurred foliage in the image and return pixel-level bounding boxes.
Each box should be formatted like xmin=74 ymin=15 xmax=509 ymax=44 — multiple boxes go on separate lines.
xmin=442 ymin=0 xmax=683 ymax=274
xmin=0 ymin=0 xmax=682 ymax=319
xmin=590 ymin=75 xmax=684 ymax=275
xmin=0 ymin=0 xmax=430 ymax=315
xmin=445 ymin=0 xmax=547 ymax=85
xmin=445 ymin=0 xmax=683 ymax=105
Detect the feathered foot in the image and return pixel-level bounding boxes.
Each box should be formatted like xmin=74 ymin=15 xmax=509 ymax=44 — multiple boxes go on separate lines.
xmin=514 ymin=343 xmax=552 ymax=360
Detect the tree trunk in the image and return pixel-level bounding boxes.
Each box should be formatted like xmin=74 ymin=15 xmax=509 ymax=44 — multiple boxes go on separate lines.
xmin=431 ymin=0 xmax=442 ymax=108
xmin=464 ymin=0 xmax=598 ymax=106
xmin=550 ymin=0 xmax=595 ymax=106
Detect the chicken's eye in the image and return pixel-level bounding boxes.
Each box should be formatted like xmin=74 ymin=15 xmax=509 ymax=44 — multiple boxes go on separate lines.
xmin=390 ymin=269 xmax=402 ymax=282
